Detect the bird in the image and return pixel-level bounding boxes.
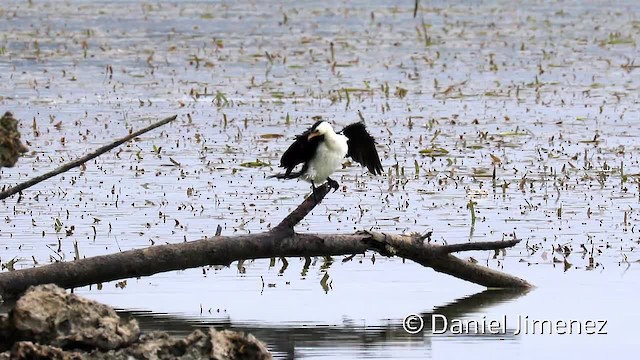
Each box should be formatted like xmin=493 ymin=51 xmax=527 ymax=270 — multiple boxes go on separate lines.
xmin=271 ymin=120 xmax=383 ymax=201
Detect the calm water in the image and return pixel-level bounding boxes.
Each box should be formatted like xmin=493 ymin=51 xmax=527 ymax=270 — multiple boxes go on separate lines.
xmin=1 ymin=0 xmax=639 ymax=358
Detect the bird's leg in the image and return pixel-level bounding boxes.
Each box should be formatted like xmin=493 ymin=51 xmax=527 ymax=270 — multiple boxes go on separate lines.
xmin=311 ymin=180 xmax=318 ymax=203
xmin=326 ymin=177 xmax=339 ymax=192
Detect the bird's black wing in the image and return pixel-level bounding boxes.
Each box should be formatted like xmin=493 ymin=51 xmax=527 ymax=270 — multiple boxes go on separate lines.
xmin=277 ymin=122 xmax=324 ymax=178
xmin=341 ymin=122 xmax=383 ymax=175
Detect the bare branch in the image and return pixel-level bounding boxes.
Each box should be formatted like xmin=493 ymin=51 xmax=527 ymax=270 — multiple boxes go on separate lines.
xmin=271 ymin=183 xmax=330 ymax=233
xmin=0 ymin=230 xmax=531 ymax=299
xmin=0 ymin=175 xmax=532 ymax=299
xmin=439 ymin=240 xmax=521 ymax=253
xmin=0 ymin=115 xmax=178 ymax=200
xmin=362 ymin=232 xmax=530 ymax=288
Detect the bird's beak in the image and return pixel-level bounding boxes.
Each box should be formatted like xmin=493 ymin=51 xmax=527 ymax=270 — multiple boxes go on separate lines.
xmin=307 ymin=130 xmax=320 ymax=141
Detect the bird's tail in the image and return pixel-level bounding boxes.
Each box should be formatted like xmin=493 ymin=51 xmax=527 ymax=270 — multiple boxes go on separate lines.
xmin=268 ymin=171 xmax=303 ymax=180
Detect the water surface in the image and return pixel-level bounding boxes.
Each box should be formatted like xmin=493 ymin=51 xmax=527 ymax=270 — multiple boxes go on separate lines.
xmin=1 ymin=0 xmax=639 ymax=358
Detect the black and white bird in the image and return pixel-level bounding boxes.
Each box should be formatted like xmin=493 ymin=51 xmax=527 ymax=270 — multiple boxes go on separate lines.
xmin=271 ymin=120 xmax=383 ymax=200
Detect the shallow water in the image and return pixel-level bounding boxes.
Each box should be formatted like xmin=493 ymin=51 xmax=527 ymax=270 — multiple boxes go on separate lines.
xmin=1 ymin=0 xmax=639 ymax=358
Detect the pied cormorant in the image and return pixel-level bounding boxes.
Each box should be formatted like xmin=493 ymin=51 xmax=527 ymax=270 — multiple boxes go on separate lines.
xmin=272 ymin=120 xmax=383 ymax=199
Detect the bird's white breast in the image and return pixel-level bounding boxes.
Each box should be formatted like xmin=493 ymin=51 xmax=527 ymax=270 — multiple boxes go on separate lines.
xmin=304 ymin=134 xmax=348 ymax=183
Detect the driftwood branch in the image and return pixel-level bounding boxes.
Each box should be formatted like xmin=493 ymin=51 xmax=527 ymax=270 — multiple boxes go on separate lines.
xmin=0 ymin=183 xmax=531 ymax=298
xmin=273 ymin=185 xmax=331 ymax=232
xmin=0 ymin=115 xmax=178 ymax=200
xmin=439 ymin=241 xmax=520 ymax=253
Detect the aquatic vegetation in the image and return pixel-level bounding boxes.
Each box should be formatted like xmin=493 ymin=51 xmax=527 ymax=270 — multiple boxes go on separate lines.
xmin=0 ymin=1 xmax=639 ymax=355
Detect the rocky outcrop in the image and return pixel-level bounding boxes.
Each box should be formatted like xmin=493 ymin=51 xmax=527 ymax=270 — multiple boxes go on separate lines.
xmin=9 ymin=284 xmax=140 ymax=351
xmin=0 ymin=111 xmax=29 ymax=168
xmin=0 ymin=284 xmax=272 ymax=360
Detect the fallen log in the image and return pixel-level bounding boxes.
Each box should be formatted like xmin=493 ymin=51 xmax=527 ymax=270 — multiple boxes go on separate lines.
xmin=0 ymin=183 xmax=531 ymax=299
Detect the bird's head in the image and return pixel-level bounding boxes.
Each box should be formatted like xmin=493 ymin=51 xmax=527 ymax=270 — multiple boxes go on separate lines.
xmin=307 ymin=121 xmax=334 ymax=141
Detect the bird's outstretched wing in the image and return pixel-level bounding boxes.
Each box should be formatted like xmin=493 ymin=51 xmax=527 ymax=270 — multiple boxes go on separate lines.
xmin=277 ymin=121 xmax=324 ymax=178
xmin=341 ymin=122 xmax=383 ymax=175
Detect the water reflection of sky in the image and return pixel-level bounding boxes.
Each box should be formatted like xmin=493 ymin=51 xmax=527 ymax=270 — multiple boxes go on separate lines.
xmin=1 ymin=0 xmax=639 ymax=358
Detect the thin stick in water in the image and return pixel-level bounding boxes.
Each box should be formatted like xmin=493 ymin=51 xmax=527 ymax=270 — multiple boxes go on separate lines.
xmin=0 ymin=115 xmax=178 ymax=200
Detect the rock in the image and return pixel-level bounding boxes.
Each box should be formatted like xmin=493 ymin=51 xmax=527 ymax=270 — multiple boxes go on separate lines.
xmin=7 ymin=341 xmax=83 ymax=360
xmin=1 ymin=284 xmax=272 ymax=360
xmin=10 ymin=284 xmax=140 ymax=351
xmin=118 ymin=329 xmax=214 ymax=360
xmin=88 ymin=328 xmax=272 ymax=360
xmin=0 ymin=111 xmax=29 ymax=168
xmin=211 ymin=329 xmax=272 ymax=360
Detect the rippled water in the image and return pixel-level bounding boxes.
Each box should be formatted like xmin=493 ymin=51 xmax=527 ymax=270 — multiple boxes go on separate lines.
xmin=1 ymin=0 xmax=639 ymax=358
